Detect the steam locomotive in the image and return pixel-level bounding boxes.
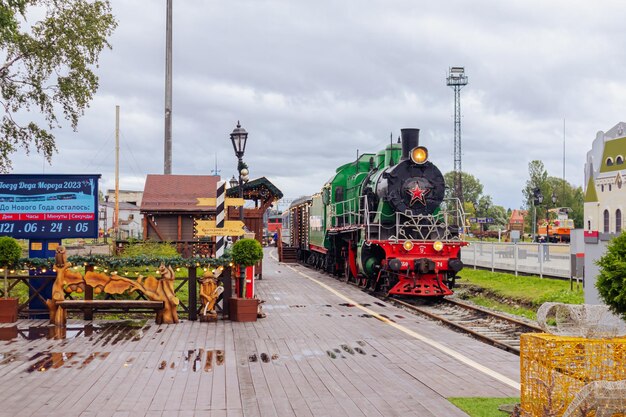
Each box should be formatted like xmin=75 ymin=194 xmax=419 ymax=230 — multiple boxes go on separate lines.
xmin=282 ymin=128 xmax=467 ymax=297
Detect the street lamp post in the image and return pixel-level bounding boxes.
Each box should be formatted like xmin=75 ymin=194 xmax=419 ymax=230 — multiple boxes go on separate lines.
xmin=547 ymin=192 xmax=557 ymax=243
xmin=229 ymin=121 xmax=249 ymax=298
xmin=532 ymin=188 xmax=543 ymax=242
xmin=229 ymin=121 xmax=249 ymax=221
xmin=103 ymin=195 xmax=109 ymax=244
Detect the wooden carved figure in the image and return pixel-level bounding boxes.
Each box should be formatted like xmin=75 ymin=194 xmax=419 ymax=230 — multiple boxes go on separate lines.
xmin=54 ymin=245 xmax=69 ymax=269
xmin=199 ymin=269 xmax=224 ymax=320
xmin=47 ymin=264 xmax=84 ymax=325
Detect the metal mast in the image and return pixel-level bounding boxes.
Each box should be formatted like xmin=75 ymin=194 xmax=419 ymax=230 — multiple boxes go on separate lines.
xmin=164 ymin=0 xmax=173 ymax=174
xmin=446 ymin=67 xmax=468 ymax=205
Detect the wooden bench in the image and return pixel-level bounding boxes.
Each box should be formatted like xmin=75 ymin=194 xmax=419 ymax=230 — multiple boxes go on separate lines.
xmin=48 ymin=258 xmax=180 ymax=326
xmin=56 ymin=300 xmax=165 ymax=326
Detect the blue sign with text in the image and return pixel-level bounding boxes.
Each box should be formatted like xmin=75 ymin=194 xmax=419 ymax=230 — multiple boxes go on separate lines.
xmin=0 ymin=174 xmax=101 ymax=239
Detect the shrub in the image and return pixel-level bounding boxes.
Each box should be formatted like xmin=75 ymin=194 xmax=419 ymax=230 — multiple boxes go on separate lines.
xmin=120 ymin=241 xmax=180 ymax=258
xmin=231 ymin=239 xmax=263 ymax=267
xmin=596 ymin=232 xmax=626 ymax=320
xmin=0 ymin=236 xmax=22 ymax=298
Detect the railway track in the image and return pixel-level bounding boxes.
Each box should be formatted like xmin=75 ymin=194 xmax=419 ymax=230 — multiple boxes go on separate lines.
xmin=290 ymin=254 xmax=544 ymax=355
xmin=389 ymin=297 xmax=543 ymax=355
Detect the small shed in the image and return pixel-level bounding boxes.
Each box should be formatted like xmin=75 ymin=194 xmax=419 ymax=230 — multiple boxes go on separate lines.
xmin=227 ymin=177 xmax=283 ymax=278
xmin=140 ymin=174 xmax=219 ymax=257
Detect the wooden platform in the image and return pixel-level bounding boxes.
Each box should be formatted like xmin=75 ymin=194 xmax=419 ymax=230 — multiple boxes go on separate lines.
xmin=0 ymin=249 xmax=520 ymax=416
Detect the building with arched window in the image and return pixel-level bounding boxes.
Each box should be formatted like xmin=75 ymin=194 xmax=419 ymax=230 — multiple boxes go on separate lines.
xmin=584 ymin=122 xmax=626 ymax=237
xmin=583 ymin=122 xmax=626 ymax=304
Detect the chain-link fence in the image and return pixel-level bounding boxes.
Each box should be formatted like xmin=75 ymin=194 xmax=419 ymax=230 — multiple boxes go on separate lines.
xmin=460 ymin=242 xmax=571 ymax=278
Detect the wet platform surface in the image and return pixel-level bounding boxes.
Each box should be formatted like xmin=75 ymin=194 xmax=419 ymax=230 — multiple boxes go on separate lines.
xmin=0 ymin=249 xmax=520 ymax=416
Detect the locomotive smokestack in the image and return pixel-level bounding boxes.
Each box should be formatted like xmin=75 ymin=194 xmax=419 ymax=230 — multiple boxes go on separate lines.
xmin=400 ymin=128 xmax=420 ymax=161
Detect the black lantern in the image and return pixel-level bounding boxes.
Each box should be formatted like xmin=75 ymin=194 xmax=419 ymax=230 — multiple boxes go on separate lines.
xmin=229 ymin=121 xmax=248 ymax=221
xmin=230 ymin=121 xmax=248 ymax=159
xmin=229 ymin=175 xmax=238 ymax=189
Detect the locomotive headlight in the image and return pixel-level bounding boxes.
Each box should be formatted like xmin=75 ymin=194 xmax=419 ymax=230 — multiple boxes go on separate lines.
xmin=433 ymin=241 xmax=444 ymax=252
xmin=410 ymin=146 xmax=428 ymax=164
xmin=403 ymin=240 xmax=414 ymax=251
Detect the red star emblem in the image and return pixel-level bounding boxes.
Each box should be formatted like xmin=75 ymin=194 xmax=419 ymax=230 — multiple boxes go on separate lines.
xmin=407 ymin=183 xmax=429 ymax=206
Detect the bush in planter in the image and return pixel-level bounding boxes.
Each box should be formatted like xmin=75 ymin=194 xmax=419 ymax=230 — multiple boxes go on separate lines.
xmin=231 ymin=238 xmax=263 ymax=267
xmin=0 ymin=236 xmax=21 ymax=298
xmin=596 ymin=232 xmax=626 ymax=320
xmin=231 ymin=238 xmax=263 ymax=299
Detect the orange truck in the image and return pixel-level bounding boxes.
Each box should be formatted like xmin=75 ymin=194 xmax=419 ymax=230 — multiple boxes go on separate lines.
xmin=537 ymin=207 xmax=574 ymax=243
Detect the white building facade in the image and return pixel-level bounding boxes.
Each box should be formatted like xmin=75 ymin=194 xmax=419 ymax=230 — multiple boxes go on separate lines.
xmin=583 ymin=122 xmax=626 ymax=304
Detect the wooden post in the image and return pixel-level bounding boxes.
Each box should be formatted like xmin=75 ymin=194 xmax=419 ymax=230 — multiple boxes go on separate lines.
xmin=222 ymin=266 xmax=232 ymax=319
xmin=188 ymin=267 xmax=197 ymax=321
xmin=84 ymin=264 xmax=94 ymax=320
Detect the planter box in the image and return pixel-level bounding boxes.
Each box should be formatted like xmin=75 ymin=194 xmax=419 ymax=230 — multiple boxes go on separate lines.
xmin=0 ymin=298 xmax=19 ymax=323
xmin=229 ymin=297 xmax=259 ymax=322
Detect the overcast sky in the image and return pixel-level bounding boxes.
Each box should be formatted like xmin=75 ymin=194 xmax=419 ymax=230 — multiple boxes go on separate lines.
xmin=12 ymin=0 xmax=626 ymax=209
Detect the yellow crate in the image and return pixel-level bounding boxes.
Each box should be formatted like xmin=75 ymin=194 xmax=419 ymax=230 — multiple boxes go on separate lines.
xmin=520 ymin=333 xmax=626 ymax=417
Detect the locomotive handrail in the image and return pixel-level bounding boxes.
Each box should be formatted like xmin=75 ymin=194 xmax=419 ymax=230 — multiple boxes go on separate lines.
xmin=328 ymin=195 xmax=467 ymax=242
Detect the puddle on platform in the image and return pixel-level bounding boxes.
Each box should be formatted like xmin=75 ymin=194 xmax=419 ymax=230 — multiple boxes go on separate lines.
xmin=216 ymin=350 xmax=225 ymax=365
xmin=359 ymin=314 xmax=373 ymax=318
xmin=1 ymin=320 xmax=149 ymax=343
xmin=157 ymin=349 xmax=225 ymax=372
xmin=289 ymin=305 xmax=306 ymax=308
xmin=339 ymin=303 xmax=355 ymax=307
xmin=341 ymin=344 xmax=355 ymax=355
xmin=378 ymin=314 xmax=396 ymax=323
xmin=78 ymin=352 xmax=109 ymax=369
xmin=27 ymin=352 xmax=78 ymax=373
xmin=24 ymin=351 xmax=108 ymax=373
xmin=374 ymin=302 xmax=387 ymax=307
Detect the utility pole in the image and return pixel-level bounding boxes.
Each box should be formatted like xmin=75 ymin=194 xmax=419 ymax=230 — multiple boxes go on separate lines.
xmin=164 ymin=0 xmax=173 ymax=174
xmin=114 ymin=105 xmax=120 ymax=241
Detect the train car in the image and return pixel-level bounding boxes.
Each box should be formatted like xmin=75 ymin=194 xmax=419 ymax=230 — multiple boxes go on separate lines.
xmin=287 ymin=128 xmax=467 ymax=297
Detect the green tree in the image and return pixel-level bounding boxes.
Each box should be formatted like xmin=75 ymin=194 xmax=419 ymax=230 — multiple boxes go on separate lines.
xmin=0 ymin=0 xmax=117 ymax=171
xmin=596 ymin=233 xmax=626 ymax=320
xmin=522 ymin=160 xmax=549 ymax=209
xmin=474 ymin=195 xmax=507 ymax=229
xmin=444 ymin=171 xmax=484 ymax=206
xmin=522 ymin=160 xmax=583 ymax=227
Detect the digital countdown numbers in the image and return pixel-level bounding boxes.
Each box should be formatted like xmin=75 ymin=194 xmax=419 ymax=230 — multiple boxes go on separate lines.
xmin=0 ymin=174 xmax=101 ymax=239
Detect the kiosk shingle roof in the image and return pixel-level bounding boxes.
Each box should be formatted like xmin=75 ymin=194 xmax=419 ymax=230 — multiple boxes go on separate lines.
xmin=141 ymin=174 xmax=219 ymax=212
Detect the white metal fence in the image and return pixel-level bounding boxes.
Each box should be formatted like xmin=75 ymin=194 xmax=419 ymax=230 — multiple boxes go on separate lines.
xmin=460 ymin=242 xmax=571 ymax=278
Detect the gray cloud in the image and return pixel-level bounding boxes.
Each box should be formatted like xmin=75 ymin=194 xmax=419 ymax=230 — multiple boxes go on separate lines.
xmin=12 ymin=0 xmax=626 ymax=209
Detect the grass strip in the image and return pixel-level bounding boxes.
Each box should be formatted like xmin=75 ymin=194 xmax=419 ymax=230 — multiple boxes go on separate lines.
xmin=448 ymin=397 xmax=519 ymax=417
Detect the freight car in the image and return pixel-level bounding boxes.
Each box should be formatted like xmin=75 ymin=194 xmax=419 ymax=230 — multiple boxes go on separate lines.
xmin=284 ymin=128 xmax=468 ymax=297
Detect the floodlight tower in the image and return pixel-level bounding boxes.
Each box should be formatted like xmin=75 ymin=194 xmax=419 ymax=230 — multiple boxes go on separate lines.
xmin=446 ymin=67 xmax=468 ymax=206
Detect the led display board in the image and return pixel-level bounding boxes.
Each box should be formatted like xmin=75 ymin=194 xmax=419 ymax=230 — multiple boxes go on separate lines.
xmin=0 ymin=174 xmax=101 ymax=239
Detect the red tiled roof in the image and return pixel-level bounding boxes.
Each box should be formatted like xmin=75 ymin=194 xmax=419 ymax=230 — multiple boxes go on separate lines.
xmin=509 ymin=209 xmax=528 ymax=223
xmin=140 ymin=174 xmax=219 ymax=212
